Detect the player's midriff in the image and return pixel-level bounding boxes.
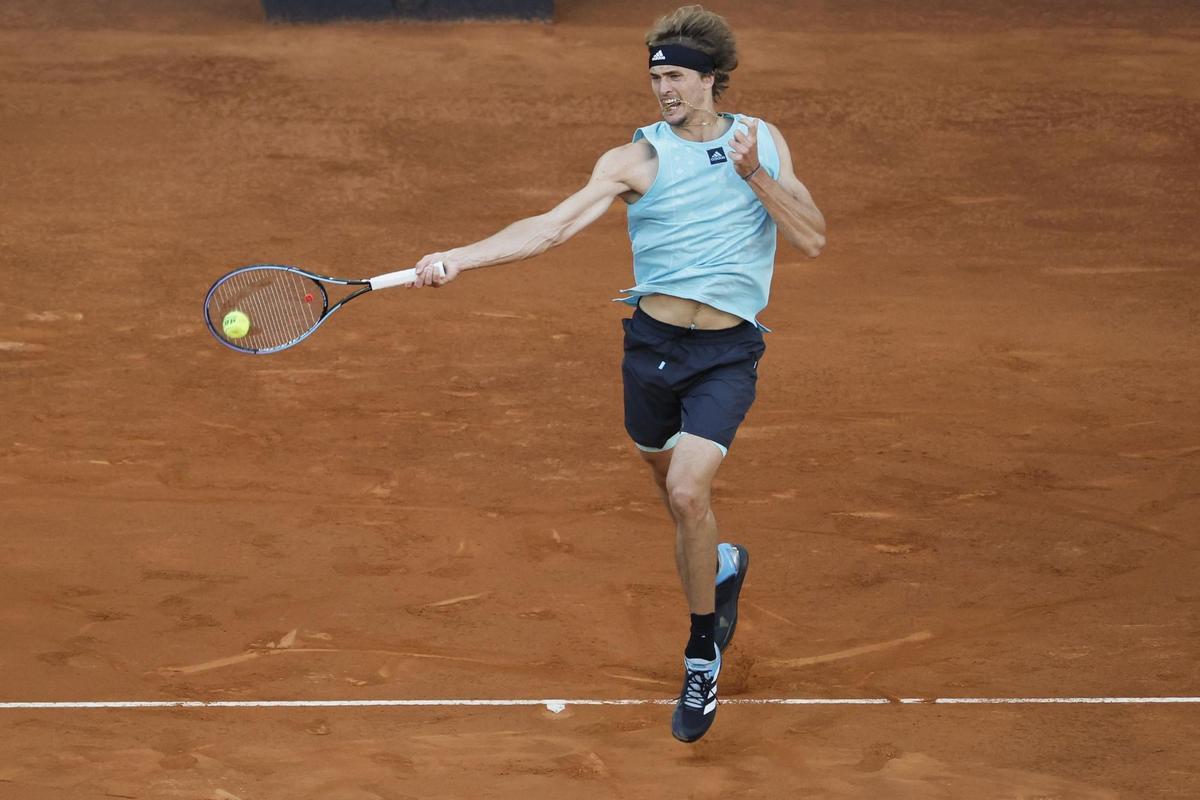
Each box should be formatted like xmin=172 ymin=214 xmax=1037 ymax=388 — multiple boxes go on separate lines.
xmin=638 ymin=293 xmax=745 ymax=330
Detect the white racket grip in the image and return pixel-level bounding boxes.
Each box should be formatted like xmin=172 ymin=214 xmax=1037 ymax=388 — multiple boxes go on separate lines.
xmin=368 ymin=261 xmax=445 ymax=291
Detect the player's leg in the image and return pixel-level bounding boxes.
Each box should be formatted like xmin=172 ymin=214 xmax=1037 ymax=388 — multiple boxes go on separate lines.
xmin=663 ymin=432 xmax=726 ymax=743
xmin=622 ymin=309 xmax=757 ymax=742
xmin=642 ymin=447 xmax=744 ymax=604
xmin=623 ymin=325 xmax=723 ymax=743
xmin=664 ymin=433 xmax=725 ymax=617
xmin=681 ymin=354 xmax=758 ymax=655
xmin=668 ymin=326 xmax=762 ymax=743
xmin=639 ymin=448 xmax=675 ymax=518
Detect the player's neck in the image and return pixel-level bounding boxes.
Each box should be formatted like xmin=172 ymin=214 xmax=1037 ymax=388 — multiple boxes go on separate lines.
xmin=670 ymin=109 xmax=729 ymax=143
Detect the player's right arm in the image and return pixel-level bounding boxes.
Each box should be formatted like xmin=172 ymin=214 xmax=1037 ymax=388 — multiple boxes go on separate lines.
xmin=411 ymin=142 xmax=653 ymax=287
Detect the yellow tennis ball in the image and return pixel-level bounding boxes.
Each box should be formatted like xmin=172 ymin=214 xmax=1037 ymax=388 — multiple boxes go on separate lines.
xmin=222 ymin=310 xmax=251 ymax=339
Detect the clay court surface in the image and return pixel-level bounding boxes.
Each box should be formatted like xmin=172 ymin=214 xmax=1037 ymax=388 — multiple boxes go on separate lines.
xmin=2 ymin=0 xmax=1199 ymax=796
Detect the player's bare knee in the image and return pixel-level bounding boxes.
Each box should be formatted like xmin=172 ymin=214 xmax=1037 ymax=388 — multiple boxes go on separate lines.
xmin=666 ymin=481 xmax=709 ymax=523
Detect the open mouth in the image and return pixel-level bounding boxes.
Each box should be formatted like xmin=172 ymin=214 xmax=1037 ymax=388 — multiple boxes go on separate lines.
xmin=660 ymin=98 xmax=683 ymax=112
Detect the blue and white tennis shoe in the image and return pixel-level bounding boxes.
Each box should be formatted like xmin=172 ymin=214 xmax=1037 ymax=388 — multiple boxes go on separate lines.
xmin=715 ymin=543 xmax=749 ymax=651
xmin=671 ymin=645 xmax=721 ymax=742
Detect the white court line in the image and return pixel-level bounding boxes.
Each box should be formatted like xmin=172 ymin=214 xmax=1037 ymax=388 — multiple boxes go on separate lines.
xmin=1 ymin=697 xmax=1198 ymax=712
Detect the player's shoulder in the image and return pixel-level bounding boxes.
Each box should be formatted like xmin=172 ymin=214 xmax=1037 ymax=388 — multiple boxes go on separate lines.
xmin=594 ymin=138 xmax=656 ymax=177
xmin=756 ymin=118 xmax=788 ymax=147
xmin=607 ymin=137 xmax=656 ymax=162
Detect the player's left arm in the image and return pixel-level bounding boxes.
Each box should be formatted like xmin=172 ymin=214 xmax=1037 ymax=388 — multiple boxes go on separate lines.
xmin=729 ymin=119 xmax=826 ymax=258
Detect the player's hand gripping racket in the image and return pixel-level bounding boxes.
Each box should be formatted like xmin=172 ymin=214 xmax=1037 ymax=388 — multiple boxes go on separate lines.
xmin=203 ymin=262 xmax=444 ymax=355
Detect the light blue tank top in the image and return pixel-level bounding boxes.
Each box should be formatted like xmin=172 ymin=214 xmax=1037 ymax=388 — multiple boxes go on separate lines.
xmin=617 ymin=114 xmax=781 ymax=330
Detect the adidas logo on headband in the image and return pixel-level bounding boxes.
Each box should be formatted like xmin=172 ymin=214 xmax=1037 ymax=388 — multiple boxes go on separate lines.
xmin=647 ymin=43 xmax=715 ymax=73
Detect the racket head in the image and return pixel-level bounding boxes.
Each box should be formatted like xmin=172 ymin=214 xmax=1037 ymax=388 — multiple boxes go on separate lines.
xmin=204 ymin=265 xmax=332 ymax=354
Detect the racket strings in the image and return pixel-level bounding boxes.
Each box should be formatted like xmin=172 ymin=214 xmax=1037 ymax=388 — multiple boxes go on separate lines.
xmin=210 ymin=269 xmax=322 ymax=351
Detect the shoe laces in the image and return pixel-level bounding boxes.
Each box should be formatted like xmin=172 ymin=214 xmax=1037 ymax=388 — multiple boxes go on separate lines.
xmin=682 ymin=663 xmax=716 ymax=710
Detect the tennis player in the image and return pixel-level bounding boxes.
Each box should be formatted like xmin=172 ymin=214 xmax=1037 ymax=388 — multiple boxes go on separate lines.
xmin=411 ymin=5 xmax=825 ymax=742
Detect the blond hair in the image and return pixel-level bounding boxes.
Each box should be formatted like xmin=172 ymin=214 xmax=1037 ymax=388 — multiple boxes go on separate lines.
xmin=645 ymin=5 xmax=738 ymax=100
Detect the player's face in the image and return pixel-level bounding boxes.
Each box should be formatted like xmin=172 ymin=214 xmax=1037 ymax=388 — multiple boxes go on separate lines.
xmin=650 ymin=66 xmax=712 ymax=126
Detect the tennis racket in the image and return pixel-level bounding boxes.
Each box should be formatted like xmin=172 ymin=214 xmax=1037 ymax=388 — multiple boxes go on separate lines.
xmin=203 ymin=261 xmax=444 ymax=355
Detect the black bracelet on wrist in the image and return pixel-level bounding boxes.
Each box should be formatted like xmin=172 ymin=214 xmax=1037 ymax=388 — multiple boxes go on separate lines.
xmin=743 ymin=164 xmax=761 ymax=181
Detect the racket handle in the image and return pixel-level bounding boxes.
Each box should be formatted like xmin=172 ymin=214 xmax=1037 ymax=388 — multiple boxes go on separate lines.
xmin=369 ymin=261 xmax=445 ymax=290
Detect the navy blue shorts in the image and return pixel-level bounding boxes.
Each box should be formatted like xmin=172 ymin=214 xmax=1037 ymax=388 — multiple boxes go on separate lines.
xmin=621 ymin=307 xmax=765 ymax=455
